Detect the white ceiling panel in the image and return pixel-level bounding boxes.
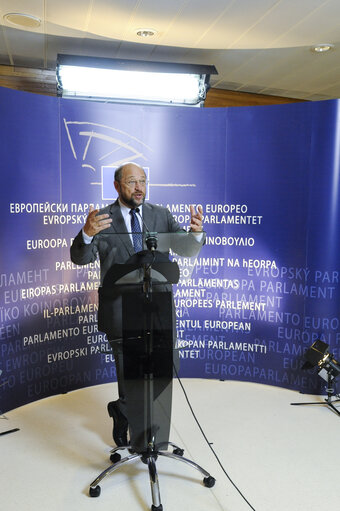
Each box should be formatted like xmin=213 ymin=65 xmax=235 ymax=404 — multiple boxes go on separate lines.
xmin=158 ymin=0 xmax=236 ymax=48
xmin=272 ymin=1 xmax=340 ymax=47
xmin=228 ymin=52 xmax=321 ymax=95
xmin=196 ymin=0 xmax=284 ymax=49
xmin=2 ymin=26 xmax=45 ymax=65
xmin=0 ymin=0 xmax=44 ymax=20
xmin=257 ymin=87 xmax=310 ymax=98
xmin=228 ymin=0 xmax=325 ymax=49
xmin=306 ymin=94 xmax=333 ymax=101
xmin=261 ymin=52 xmax=339 ymax=90
xmin=46 ymin=0 xmax=92 ymax=30
xmin=310 ymin=83 xmax=340 ymax=97
xmin=121 ymin=0 xmax=185 ymax=29
xmin=305 ymin=65 xmax=340 ymax=92
xmin=85 ymin=0 xmax=141 ymax=39
xmin=115 ymin=39 xmax=156 ymax=60
xmin=46 ymin=34 xmax=86 ymax=65
xmin=0 ymin=26 xmax=11 ymax=64
xmin=211 ymin=49 xmax=264 ymax=79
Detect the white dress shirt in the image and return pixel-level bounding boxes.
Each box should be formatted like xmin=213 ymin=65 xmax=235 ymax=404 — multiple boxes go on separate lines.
xmin=82 ymin=200 xmax=143 ymax=245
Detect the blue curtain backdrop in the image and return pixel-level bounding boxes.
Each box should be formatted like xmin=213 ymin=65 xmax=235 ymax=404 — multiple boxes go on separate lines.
xmin=0 ymin=87 xmax=339 ymax=412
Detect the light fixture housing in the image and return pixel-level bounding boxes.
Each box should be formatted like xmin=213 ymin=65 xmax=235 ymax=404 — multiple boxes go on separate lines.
xmin=311 ymin=43 xmax=334 ymax=53
xmin=136 ymin=28 xmax=157 ymax=38
xmin=291 ymin=339 xmax=340 ymax=416
xmin=56 ymin=54 xmax=217 ymax=107
xmin=3 ymin=12 xmax=41 ymax=28
xmin=302 ymin=339 xmax=340 ymax=381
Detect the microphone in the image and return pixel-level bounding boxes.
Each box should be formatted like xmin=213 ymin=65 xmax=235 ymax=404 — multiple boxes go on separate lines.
xmin=136 ymin=208 xmax=158 ymax=251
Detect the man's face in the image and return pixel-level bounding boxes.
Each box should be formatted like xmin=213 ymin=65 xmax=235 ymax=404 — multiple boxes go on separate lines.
xmin=114 ymin=164 xmax=146 ymax=208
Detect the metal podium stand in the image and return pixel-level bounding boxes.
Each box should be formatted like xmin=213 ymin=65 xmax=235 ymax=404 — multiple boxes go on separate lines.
xmin=88 ymin=234 xmax=215 ymax=510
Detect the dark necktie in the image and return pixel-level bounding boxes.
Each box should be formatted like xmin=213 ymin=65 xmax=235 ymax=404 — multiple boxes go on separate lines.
xmin=130 ymin=208 xmax=143 ymax=252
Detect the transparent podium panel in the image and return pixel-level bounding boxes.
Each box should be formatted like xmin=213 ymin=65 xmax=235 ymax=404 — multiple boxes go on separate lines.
xmin=97 ymin=231 xmax=205 ymax=453
xmin=98 ymin=231 xmax=204 ymax=339
xmin=100 ymin=231 xmax=205 ymax=287
xmin=122 ymin=291 xmax=174 ymax=453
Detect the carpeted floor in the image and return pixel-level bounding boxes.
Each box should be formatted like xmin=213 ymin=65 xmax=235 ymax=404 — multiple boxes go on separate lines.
xmin=1 ymin=379 xmax=339 ymax=511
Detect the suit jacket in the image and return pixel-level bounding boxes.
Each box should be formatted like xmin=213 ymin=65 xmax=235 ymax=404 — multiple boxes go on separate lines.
xmin=70 ymin=200 xmax=203 ymax=338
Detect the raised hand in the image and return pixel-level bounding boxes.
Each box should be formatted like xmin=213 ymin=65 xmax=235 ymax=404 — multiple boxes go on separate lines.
xmin=190 ymin=205 xmax=203 ymax=232
xmin=83 ymin=205 xmax=112 ymax=237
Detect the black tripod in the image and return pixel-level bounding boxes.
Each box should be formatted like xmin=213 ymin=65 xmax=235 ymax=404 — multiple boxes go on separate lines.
xmin=89 ymin=240 xmax=215 ymax=510
xmin=291 ymin=371 xmax=340 ymax=417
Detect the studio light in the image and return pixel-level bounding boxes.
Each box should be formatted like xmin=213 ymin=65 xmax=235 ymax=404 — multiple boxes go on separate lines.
xmin=291 ymin=339 xmax=340 ymax=416
xmin=56 ymin=54 xmax=217 ymax=107
xmin=301 ymin=339 xmax=340 ymax=380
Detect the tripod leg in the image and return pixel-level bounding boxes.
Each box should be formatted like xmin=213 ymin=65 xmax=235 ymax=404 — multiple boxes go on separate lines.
xmin=327 ymin=402 xmax=340 ymax=416
xmin=147 ymin=456 xmax=163 ymax=511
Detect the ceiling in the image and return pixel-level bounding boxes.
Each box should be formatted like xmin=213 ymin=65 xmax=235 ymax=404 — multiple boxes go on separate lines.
xmin=0 ymin=0 xmax=340 ymax=101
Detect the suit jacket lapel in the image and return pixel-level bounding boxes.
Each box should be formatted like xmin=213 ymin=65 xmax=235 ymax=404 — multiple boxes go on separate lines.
xmin=143 ymin=203 xmax=156 ymax=232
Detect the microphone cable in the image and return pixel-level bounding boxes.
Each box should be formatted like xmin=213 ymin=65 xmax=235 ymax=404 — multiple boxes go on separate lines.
xmin=173 ymin=364 xmax=257 ymax=511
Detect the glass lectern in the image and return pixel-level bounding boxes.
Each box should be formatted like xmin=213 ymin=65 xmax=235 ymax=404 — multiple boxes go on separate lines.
xmin=88 ymin=232 xmax=215 ymax=510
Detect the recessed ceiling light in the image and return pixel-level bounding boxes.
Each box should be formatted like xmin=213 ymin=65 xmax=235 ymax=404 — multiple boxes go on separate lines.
xmin=136 ymin=28 xmax=157 ymax=38
xmin=311 ymin=44 xmax=334 ymax=53
xmin=3 ymin=13 xmax=41 ymax=28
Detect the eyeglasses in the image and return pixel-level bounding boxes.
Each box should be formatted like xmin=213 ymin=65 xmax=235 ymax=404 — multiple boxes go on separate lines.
xmin=123 ymin=179 xmax=148 ymax=188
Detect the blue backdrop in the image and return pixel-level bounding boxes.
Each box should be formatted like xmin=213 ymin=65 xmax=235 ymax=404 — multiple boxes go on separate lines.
xmin=0 ymin=87 xmax=339 ymax=412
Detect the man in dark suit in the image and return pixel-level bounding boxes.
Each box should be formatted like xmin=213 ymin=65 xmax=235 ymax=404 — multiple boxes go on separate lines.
xmin=70 ymin=162 xmax=203 ymax=446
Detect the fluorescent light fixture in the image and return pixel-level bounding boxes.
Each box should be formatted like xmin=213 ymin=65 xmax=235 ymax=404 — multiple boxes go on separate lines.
xmin=56 ymin=55 xmax=217 ymax=106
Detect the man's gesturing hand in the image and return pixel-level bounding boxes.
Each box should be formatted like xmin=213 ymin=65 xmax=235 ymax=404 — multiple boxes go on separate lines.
xmin=189 ymin=205 xmax=203 ymax=232
xmin=83 ymin=206 xmax=112 ymax=237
